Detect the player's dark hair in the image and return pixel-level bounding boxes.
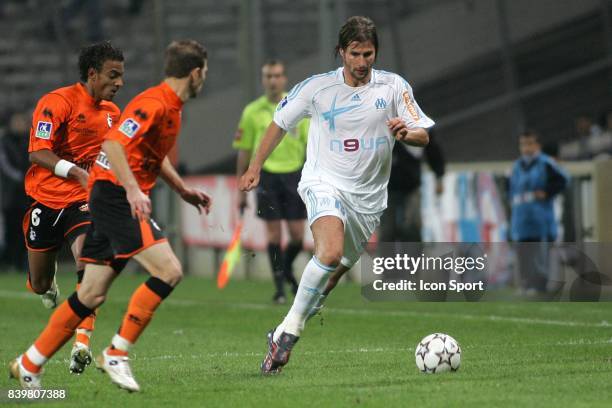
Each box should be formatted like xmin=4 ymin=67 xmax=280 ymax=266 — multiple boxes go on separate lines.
xmin=519 ymin=129 xmax=541 ymax=143
xmin=164 ymin=40 xmax=207 ymax=78
xmin=335 ymin=16 xmax=378 ymax=57
xmin=78 ymin=41 xmax=124 ymax=82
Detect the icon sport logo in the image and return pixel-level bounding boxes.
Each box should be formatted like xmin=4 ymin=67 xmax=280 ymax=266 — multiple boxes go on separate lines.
xmin=118 ymin=118 xmax=141 ymax=138
xmin=35 ymin=121 xmax=52 ymax=139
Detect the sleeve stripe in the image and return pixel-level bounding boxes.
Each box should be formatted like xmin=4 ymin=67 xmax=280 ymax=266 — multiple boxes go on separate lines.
xmin=287 ymin=71 xmax=335 ymax=101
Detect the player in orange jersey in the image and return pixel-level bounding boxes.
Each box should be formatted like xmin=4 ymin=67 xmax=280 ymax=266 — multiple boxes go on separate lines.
xmin=23 ymin=41 xmax=124 ymax=374
xmin=10 ymin=40 xmax=211 ymax=392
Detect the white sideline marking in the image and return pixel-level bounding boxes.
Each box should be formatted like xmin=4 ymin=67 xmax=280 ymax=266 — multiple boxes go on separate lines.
xmin=0 ymin=289 xmax=611 ymax=329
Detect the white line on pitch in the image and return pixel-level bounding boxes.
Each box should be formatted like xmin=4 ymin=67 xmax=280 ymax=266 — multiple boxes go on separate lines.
xmin=0 ymin=289 xmax=610 ymax=329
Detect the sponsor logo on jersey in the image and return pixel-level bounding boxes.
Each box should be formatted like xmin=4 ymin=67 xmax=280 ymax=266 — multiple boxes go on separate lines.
xmin=351 ymin=94 xmax=361 ymax=101
xmin=107 ymin=113 xmax=113 ymax=128
xmin=118 ymin=118 xmax=140 ymax=138
xmin=374 ymin=98 xmax=387 ymax=110
xmin=35 ymin=121 xmax=52 ymax=139
xmin=402 ymin=91 xmax=420 ymax=121
xmin=329 ymin=136 xmax=389 ymax=153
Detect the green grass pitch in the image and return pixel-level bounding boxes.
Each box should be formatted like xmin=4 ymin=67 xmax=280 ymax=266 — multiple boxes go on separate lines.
xmin=1 ymin=271 xmax=612 ymax=407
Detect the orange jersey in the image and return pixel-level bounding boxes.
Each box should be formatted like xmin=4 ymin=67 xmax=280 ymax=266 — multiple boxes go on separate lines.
xmin=25 ymin=83 xmax=120 ymax=209
xmin=90 ymin=82 xmax=183 ymax=194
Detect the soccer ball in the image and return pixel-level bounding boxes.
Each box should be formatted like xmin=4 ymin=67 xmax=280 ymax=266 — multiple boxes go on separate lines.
xmin=414 ymin=333 xmax=461 ymax=373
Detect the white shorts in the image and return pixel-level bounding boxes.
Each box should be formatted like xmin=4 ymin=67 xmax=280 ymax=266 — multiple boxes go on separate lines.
xmin=298 ymin=182 xmax=382 ymax=268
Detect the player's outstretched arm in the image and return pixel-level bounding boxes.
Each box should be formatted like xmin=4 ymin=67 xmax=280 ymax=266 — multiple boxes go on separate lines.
xmin=387 ymin=118 xmax=429 ymax=147
xmin=160 ymin=157 xmax=211 ymax=214
xmin=239 ymin=122 xmax=285 ymax=191
xmin=102 ymin=139 xmax=151 ymax=220
xmin=30 ymin=149 xmax=89 ymax=189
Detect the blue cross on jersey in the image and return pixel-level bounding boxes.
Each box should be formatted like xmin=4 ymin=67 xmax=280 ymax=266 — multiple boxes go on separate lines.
xmin=321 ymin=94 xmax=360 ymax=132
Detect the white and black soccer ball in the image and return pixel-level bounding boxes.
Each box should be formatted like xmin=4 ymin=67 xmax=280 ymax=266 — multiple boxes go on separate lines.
xmin=415 ymin=333 xmax=461 ymax=373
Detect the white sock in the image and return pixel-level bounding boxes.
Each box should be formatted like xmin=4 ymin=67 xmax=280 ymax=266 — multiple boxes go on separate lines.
xmin=111 ymin=334 xmax=132 ymax=352
xmin=25 ymin=345 xmax=47 ymax=369
xmin=273 ymin=257 xmax=334 ymax=341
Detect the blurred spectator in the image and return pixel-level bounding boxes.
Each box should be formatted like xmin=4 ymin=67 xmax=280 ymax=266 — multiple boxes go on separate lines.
xmin=0 ymin=111 xmax=30 ymax=270
xmin=510 ymin=130 xmax=568 ymax=293
xmin=47 ymin=0 xmax=104 ymax=43
xmin=592 ymin=110 xmax=612 ymax=159
xmin=559 ymin=115 xmax=603 ymax=160
xmin=380 ymin=130 xmax=445 ymax=242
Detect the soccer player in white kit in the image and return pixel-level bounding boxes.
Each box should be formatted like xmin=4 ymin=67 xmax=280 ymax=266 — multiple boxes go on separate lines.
xmin=240 ymin=16 xmax=435 ymax=374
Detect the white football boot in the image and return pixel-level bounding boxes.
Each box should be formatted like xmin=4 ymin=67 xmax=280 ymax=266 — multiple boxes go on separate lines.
xmin=41 ymin=275 xmax=59 ymax=309
xmin=96 ymin=348 xmax=140 ymax=392
xmin=8 ymin=356 xmax=42 ymax=390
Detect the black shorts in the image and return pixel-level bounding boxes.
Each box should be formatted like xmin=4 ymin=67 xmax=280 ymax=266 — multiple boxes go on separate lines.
xmin=80 ymin=181 xmax=166 ymax=272
xmin=22 ymin=199 xmax=91 ymax=252
xmin=256 ymin=169 xmax=307 ymax=221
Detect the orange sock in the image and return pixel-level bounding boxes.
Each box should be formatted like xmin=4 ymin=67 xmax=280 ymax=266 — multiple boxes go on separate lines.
xmin=110 ymin=277 xmax=174 ymax=354
xmin=22 ymin=293 xmax=92 ymax=373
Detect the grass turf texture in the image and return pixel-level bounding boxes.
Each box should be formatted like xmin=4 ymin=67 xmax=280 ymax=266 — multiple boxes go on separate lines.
xmin=0 ymin=271 xmax=611 ymax=407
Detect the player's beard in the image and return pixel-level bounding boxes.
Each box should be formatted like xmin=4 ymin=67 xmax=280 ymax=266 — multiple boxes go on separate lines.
xmin=188 ymin=78 xmax=197 ymax=99
xmin=189 ymin=79 xmax=204 ymax=98
xmin=352 ymin=66 xmax=370 ymax=80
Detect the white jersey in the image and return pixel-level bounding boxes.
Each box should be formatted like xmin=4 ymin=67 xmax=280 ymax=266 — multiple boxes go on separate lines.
xmin=274 ymin=67 xmax=434 ymax=213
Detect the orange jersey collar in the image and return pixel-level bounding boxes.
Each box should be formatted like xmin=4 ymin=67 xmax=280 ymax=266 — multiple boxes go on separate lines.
xmin=75 ymin=82 xmax=98 ymax=106
xmin=159 ymin=82 xmax=184 ymax=109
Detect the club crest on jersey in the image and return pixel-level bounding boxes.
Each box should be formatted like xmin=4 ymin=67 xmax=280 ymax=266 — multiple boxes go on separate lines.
xmin=118 ymin=118 xmax=140 ymax=138
xmin=276 ymin=96 xmax=288 ymax=111
xmin=95 ymin=151 xmax=111 ymax=169
xmin=374 ymin=98 xmax=387 ymax=110
xmin=107 ymin=113 xmax=113 ymax=128
xmin=35 ymin=121 xmax=52 ymax=139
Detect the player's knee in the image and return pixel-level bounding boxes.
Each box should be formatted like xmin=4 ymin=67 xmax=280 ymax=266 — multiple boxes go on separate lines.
xmin=315 ymin=249 xmax=342 ymax=267
xmin=163 ymin=260 xmax=183 ymax=287
xmin=77 ymin=286 xmax=106 ymax=309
